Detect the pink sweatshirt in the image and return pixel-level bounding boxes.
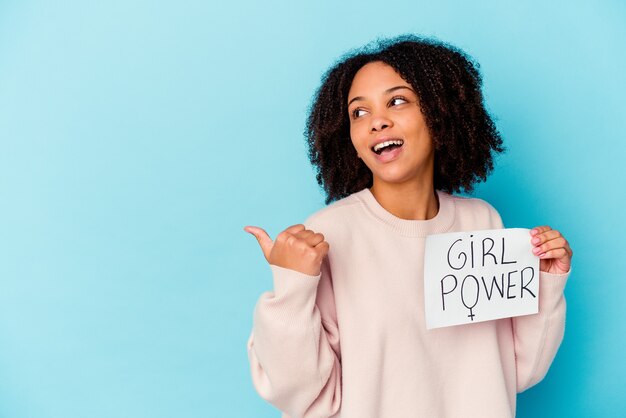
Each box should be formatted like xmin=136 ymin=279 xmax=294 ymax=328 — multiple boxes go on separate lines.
xmin=247 ymin=188 xmax=569 ymax=418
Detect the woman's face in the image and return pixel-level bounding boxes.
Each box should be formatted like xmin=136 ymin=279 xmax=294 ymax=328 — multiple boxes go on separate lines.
xmin=347 ymin=61 xmax=434 ymax=188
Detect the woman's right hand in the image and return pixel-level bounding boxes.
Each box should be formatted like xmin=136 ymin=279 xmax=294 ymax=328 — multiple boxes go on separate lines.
xmin=243 ymin=224 xmax=329 ymax=276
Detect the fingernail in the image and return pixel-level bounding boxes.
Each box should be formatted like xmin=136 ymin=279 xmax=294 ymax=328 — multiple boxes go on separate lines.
xmin=531 ymin=229 xmax=538 ymax=236
xmin=533 ymin=247 xmax=541 ymax=254
xmin=531 ymin=237 xmax=540 ymax=244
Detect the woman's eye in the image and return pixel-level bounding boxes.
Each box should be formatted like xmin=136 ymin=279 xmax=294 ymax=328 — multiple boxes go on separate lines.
xmin=352 ymin=108 xmax=367 ymax=119
xmin=390 ymin=97 xmax=408 ymax=106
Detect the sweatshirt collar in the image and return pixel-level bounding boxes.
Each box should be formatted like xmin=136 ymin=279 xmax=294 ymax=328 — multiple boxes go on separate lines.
xmin=353 ymin=187 xmax=456 ymax=237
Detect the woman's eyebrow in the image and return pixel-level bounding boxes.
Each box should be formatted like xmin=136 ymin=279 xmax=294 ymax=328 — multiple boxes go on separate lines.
xmin=348 ymin=85 xmax=415 ymax=106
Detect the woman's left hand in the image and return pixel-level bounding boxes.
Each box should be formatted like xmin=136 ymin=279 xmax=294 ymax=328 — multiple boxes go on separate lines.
xmin=530 ymin=226 xmax=573 ymax=274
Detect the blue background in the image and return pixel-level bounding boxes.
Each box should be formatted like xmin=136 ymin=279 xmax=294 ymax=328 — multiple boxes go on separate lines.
xmin=1 ymin=0 xmax=624 ymax=417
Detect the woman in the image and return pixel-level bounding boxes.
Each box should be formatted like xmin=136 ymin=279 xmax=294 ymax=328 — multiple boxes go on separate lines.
xmin=244 ymin=34 xmax=572 ymax=418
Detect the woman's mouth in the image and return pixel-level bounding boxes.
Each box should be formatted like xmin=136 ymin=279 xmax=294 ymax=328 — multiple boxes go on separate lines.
xmin=371 ymin=139 xmax=404 ymax=163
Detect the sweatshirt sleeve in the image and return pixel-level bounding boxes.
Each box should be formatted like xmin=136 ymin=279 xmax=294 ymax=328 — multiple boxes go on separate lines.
xmin=512 ymin=269 xmax=569 ymax=392
xmin=246 ymin=257 xmax=342 ymax=418
xmin=485 ymin=200 xmax=570 ymax=392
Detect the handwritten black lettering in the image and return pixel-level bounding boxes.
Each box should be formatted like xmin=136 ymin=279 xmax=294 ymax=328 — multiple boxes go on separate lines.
xmin=441 ymin=274 xmax=458 ymax=310
xmin=447 ymin=239 xmax=467 ymax=270
xmin=500 ymin=237 xmax=517 ymax=265
xmin=520 ymin=266 xmax=536 ymax=298
xmin=482 ymin=238 xmax=498 ymax=267
xmin=470 ymin=235 xmax=475 ymax=268
xmin=506 ymin=270 xmax=518 ymax=299
xmin=481 ymin=273 xmax=505 ymax=300
xmin=461 ymin=275 xmax=480 ymax=321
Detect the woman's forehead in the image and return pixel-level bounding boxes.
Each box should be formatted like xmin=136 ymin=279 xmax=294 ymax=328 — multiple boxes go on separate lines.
xmin=348 ymin=62 xmax=413 ymax=102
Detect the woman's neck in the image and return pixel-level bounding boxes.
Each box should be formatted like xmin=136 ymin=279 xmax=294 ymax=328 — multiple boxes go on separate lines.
xmin=369 ymin=181 xmax=439 ymax=221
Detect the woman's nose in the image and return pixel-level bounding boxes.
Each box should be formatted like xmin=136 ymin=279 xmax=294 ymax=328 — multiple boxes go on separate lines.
xmin=370 ymin=113 xmax=393 ymax=132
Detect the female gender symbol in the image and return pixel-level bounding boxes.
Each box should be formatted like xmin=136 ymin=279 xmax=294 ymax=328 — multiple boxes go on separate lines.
xmin=461 ymin=274 xmax=480 ymax=321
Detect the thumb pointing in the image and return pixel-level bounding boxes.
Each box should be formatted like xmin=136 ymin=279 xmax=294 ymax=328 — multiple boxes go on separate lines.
xmin=243 ymin=226 xmax=273 ymax=262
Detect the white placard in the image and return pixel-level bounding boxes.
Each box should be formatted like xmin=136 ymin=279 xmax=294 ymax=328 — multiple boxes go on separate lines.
xmin=424 ymin=228 xmax=540 ymax=329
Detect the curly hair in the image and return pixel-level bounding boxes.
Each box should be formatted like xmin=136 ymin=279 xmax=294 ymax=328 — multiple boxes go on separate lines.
xmin=304 ymin=34 xmax=505 ymax=205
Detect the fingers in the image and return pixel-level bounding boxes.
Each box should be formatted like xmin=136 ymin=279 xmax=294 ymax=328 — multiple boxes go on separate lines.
xmin=294 ymin=229 xmax=325 ymax=247
xmin=529 ymin=226 xmax=573 ymax=259
xmin=532 ymin=236 xmax=568 ymax=258
xmin=538 ymin=247 xmax=570 ymax=260
xmin=530 ymin=229 xmax=560 ymax=246
xmin=530 ymin=226 xmax=552 ymax=236
xmin=284 ymin=224 xmax=306 ymax=234
xmin=276 ymin=225 xmax=324 ymax=246
xmin=243 ymin=225 xmax=273 ymax=262
xmin=315 ymin=240 xmax=330 ymax=255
